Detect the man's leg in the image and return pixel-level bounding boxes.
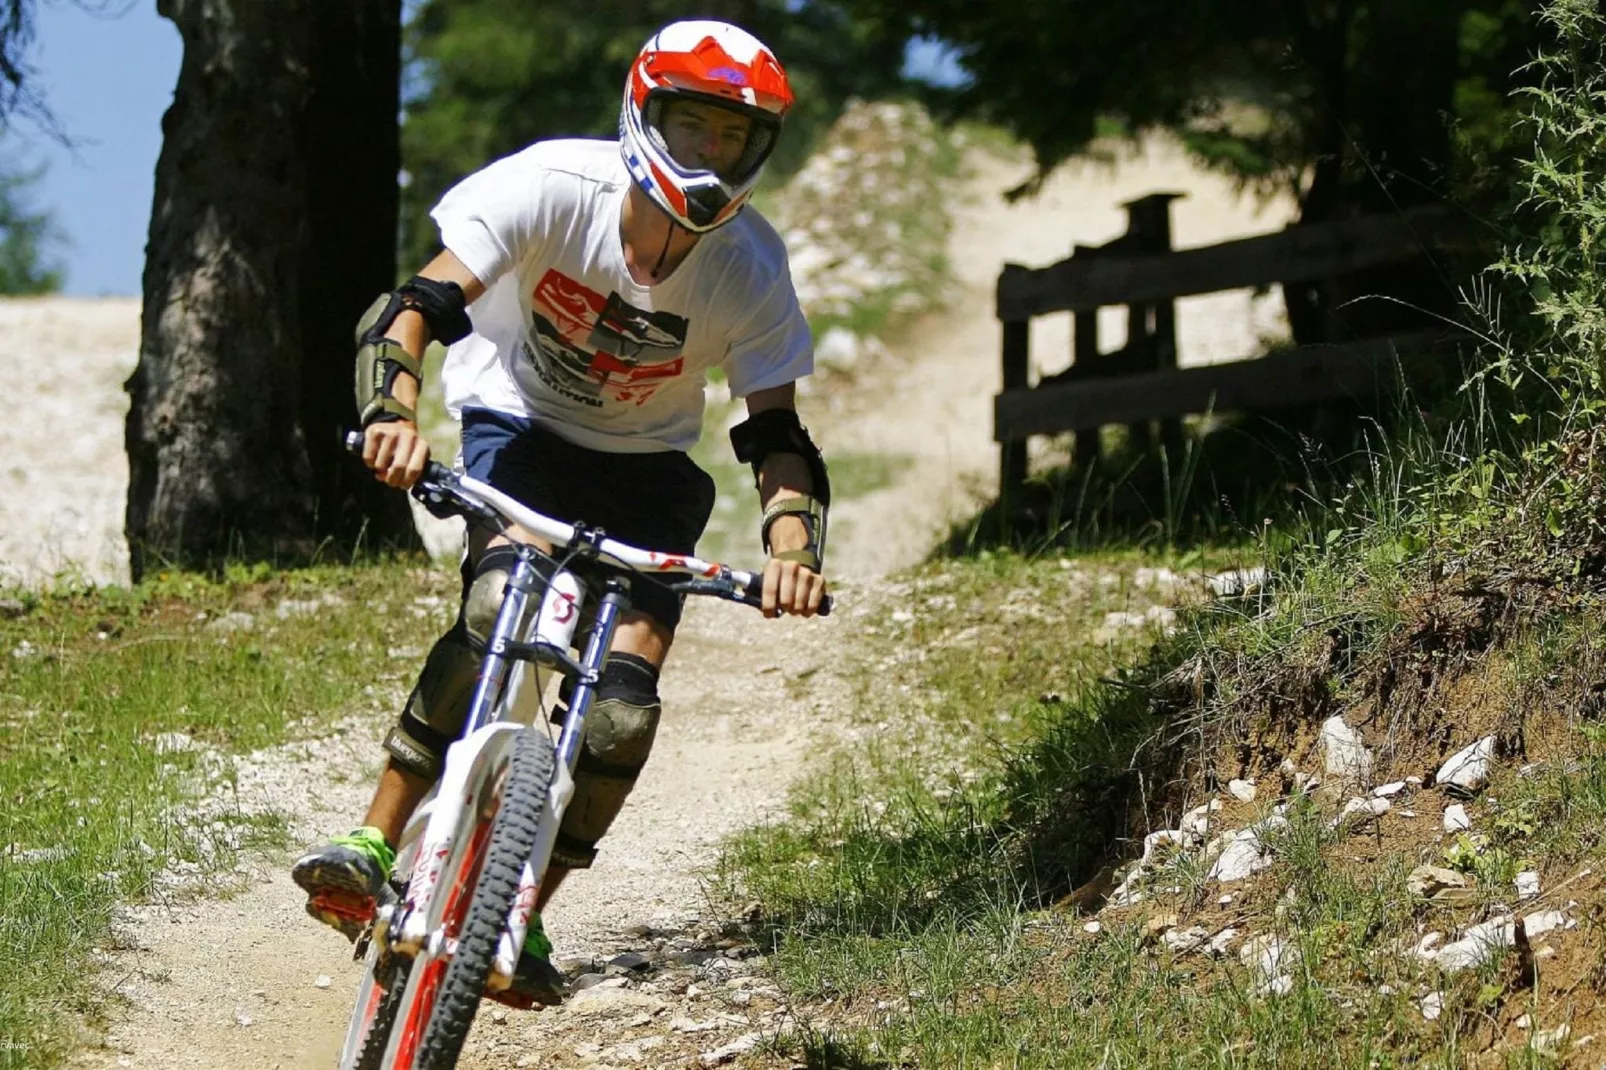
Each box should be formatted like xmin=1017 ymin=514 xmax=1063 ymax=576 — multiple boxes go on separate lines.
xmin=290 ymin=531 xmax=525 ymax=938
xmin=535 ymin=610 xmax=671 ymax=910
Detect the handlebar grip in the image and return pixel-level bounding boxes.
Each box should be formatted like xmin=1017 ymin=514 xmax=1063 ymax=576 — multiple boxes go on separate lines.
xmin=740 ymin=573 xmax=833 ymax=617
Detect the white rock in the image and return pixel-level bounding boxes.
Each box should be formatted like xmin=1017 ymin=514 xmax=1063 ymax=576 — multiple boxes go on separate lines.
xmin=1333 ymin=796 xmax=1391 ymax=829
xmin=1522 ymin=910 xmax=1566 ymax=937
xmin=1108 ymin=869 xmax=1146 ymax=907
xmin=1141 ymin=829 xmax=1188 ymax=865
xmin=1218 ymin=894 xmax=1234 ymax=907
xmin=1406 ymin=775 xmax=1423 ymax=786
xmin=207 ymin=611 xmax=256 ymax=633
xmin=1181 ymin=801 xmax=1223 ymax=838
xmin=1260 ymin=974 xmax=1294 ymax=997
xmin=1208 ymin=567 xmax=1266 ymax=597
xmin=1239 ymin=934 xmax=1298 ymax=981
xmin=1436 ymin=917 xmax=1515 ymax=973
xmin=314 ymin=974 xmax=332 ymax=989
xmin=1163 ymin=926 xmax=1210 ymax=953
xmin=1321 ymin=716 xmax=1373 ymax=787
xmin=1414 ymin=932 xmax=1444 ymax=960
xmin=1515 ymin=1013 xmax=1532 ymax=1029
xmin=1435 ymin=737 xmax=1496 ymax=795
xmin=234 ymin=1011 xmax=253 ymax=1027
xmin=1421 ymin=992 xmax=1444 ymax=1020
xmin=1372 ymin=781 xmax=1409 ymax=798
xmin=1208 ymin=831 xmax=1272 ymax=883
xmin=1206 ymin=928 xmax=1240 ymax=957
xmin=1227 ymin=779 xmax=1257 ymax=802
xmin=1533 ymin=1024 xmax=1571 ymax=1055
xmin=1083 ymin=921 xmax=1102 ymax=934
xmin=700 ymin=1032 xmax=763 ymax=1066
xmin=1443 ymin=804 xmax=1472 ymax=832
xmin=1516 ymin=871 xmax=1541 ymax=900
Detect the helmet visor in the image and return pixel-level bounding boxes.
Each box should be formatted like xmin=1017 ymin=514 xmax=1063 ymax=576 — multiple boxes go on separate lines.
xmin=643 ymin=90 xmax=779 ymax=188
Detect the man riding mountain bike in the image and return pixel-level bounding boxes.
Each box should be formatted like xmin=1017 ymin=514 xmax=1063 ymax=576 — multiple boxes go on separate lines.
xmin=291 ymin=19 xmax=829 ymax=1008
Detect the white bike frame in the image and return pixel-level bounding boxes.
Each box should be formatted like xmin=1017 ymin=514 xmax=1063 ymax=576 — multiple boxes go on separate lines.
xmin=337 ymin=458 xmax=789 ymax=1069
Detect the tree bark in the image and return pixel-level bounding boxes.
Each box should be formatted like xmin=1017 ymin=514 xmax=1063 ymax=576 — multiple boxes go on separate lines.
xmin=127 ymin=0 xmax=411 ymax=579
xmin=300 ymin=1 xmax=411 ymax=550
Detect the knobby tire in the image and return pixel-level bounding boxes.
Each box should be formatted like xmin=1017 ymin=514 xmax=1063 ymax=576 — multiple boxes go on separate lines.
xmin=416 ymin=729 xmax=555 ymax=1069
xmin=352 ymin=956 xmax=411 ymax=1070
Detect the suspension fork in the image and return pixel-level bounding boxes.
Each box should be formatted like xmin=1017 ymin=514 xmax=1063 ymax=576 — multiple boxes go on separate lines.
xmin=463 ymin=550 xmax=546 ymax=736
xmin=555 ymin=576 xmax=632 ymax=775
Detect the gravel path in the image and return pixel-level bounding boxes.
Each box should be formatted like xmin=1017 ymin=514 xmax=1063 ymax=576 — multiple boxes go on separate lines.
xmin=29 ymin=134 xmax=1294 ymax=1069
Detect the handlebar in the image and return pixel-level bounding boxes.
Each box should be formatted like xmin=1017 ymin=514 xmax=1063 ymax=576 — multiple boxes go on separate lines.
xmin=345 ymin=430 xmax=831 ymax=617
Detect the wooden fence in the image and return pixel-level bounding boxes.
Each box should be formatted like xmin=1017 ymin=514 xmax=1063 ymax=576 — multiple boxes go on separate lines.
xmin=994 ymin=194 xmax=1464 ymax=501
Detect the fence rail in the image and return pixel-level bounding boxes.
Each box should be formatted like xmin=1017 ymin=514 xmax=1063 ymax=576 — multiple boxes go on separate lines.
xmin=993 ymin=194 xmax=1465 ymax=501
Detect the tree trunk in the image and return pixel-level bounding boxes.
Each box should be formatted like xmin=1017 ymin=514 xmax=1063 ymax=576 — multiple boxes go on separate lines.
xmin=300 ymin=1 xmax=412 ymax=550
xmin=127 ymin=0 xmax=411 ymax=580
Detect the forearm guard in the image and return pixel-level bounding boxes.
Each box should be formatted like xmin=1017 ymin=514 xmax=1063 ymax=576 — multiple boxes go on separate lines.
xmin=355 ymin=334 xmax=424 ymax=427
xmin=352 ymin=277 xmax=473 ymax=428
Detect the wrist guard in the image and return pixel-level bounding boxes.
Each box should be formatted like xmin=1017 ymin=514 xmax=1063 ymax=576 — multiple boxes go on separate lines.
xmin=762 ymin=495 xmax=827 ymax=573
xmin=352 ymin=276 xmax=474 ymax=428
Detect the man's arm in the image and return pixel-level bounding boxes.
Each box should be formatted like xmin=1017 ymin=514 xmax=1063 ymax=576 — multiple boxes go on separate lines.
xmin=742 ymin=383 xmax=827 ymax=618
xmin=362 ymin=250 xmax=487 ymax=489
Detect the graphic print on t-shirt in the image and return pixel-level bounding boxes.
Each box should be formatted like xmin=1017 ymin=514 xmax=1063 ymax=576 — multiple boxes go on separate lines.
xmin=524 ymin=267 xmax=689 ymax=408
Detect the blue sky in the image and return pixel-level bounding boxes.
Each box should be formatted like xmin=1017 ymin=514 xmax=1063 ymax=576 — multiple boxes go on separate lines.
xmin=17 ymin=5 xmax=964 ymax=297
xmin=17 ymin=1 xmax=180 ymax=296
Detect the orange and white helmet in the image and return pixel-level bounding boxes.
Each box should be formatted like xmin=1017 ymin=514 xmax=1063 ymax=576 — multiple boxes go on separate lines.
xmin=620 ymin=20 xmax=794 ymax=233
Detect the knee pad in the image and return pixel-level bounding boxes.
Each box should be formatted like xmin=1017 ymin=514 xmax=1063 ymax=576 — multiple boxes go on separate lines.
xmin=553 ymin=653 xmax=662 ymax=868
xmin=382 ymin=546 xmax=522 ymax=780
xmin=462 ymin=544 xmax=521 ymax=646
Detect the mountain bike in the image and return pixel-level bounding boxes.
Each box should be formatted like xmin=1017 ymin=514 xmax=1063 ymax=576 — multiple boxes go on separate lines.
xmin=332 ymin=432 xmax=831 ymax=1070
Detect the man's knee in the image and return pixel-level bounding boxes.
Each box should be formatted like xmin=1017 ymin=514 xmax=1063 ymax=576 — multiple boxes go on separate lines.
xmin=552 ymin=652 xmax=662 ymax=868
xmin=383 ymin=545 xmax=522 ymax=780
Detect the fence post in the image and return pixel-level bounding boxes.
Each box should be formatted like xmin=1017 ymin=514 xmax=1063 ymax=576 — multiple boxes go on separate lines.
xmin=1070 ymin=243 xmax=1101 ymax=466
xmin=1000 ymin=316 xmax=1030 ymax=507
xmin=1122 ymin=192 xmax=1185 ymax=455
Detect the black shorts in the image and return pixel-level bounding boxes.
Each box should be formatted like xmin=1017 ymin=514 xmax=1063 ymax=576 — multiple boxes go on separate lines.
xmin=459 ymin=407 xmax=717 ymax=633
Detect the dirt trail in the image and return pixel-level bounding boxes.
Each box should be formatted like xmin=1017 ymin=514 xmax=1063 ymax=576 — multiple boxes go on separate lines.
xmin=36 ymin=134 xmax=1295 ymax=1069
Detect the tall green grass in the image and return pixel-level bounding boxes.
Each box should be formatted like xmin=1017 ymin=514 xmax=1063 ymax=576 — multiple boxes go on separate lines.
xmin=720 ymin=4 xmax=1606 ymax=1065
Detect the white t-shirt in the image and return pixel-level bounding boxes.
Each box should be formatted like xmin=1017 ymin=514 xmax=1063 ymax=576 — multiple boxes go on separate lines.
xmin=431 ymin=138 xmax=813 ymax=453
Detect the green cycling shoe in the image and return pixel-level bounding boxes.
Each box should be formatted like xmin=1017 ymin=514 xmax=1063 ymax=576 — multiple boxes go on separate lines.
xmin=290 ymin=826 xmax=397 ymax=942
xmin=492 ymin=911 xmax=568 ymax=1009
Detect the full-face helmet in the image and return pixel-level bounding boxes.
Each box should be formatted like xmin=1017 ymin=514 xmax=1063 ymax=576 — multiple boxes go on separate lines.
xmin=620 ymin=20 xmax=794 ymax=233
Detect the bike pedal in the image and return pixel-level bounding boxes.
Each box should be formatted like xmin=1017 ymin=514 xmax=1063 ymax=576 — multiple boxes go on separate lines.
xmin=312 ymin=888 xmax=376 ymax=924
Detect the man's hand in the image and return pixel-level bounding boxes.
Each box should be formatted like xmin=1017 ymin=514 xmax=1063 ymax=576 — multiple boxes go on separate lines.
xmin=761 ymin=555 xmax=825 ymax=618
xmin=362 ymin=422 xmax=430 ymax=489
xmin=761 ymin=510 xmax=825 ymax=618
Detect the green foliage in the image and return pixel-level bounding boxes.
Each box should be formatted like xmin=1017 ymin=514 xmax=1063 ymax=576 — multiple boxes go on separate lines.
xmin=846 ymin=0 xmax=1537 ymax=220
xmin=398 ymin=0 xmax=907 ymax=270
xmin=0 ymin=156 xmax=60 ymax=295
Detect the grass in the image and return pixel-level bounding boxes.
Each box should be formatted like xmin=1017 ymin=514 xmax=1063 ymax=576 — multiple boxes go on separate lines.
xmin=0 ymin=559 xmax=457 ymax=1067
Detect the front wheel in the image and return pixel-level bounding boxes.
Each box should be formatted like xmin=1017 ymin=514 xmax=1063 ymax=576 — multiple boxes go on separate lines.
xmin=346 ymin=954 xmax=410 ymax=1070
xmin=416 ymin=728 xmax=555 ymax=1068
